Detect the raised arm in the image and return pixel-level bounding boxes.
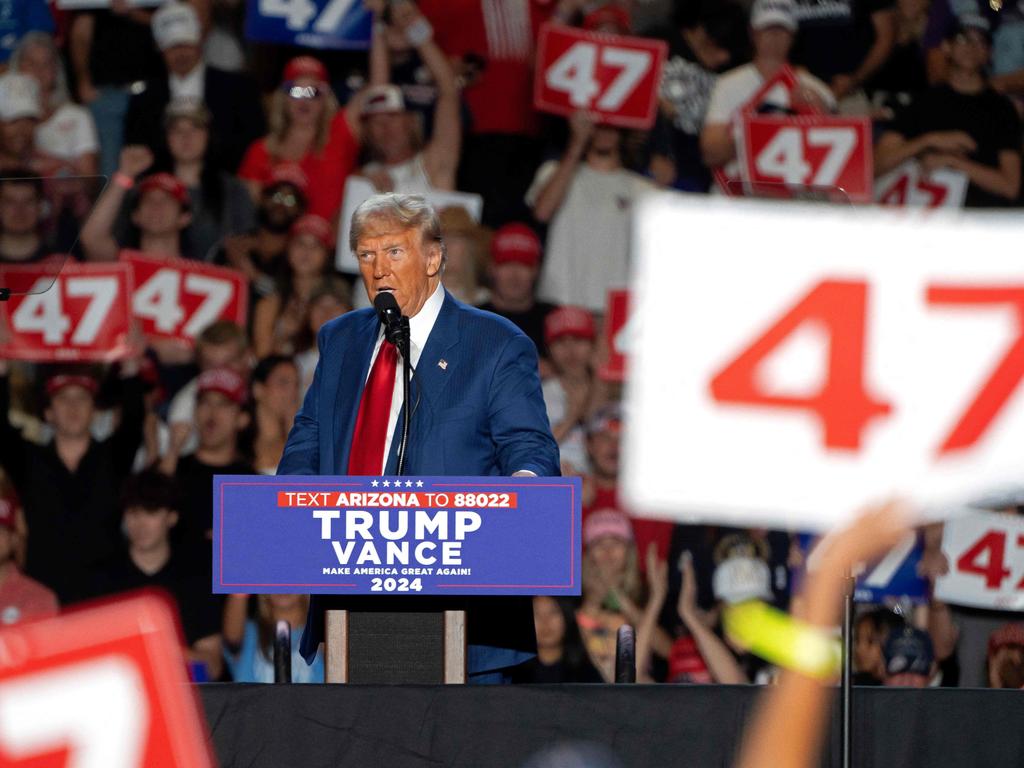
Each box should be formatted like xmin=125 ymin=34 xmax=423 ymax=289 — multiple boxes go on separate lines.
xmin=81 ymin=146 xmax=154 ymax=261
xmin=531 ymin=112 xmax=593 ymax=224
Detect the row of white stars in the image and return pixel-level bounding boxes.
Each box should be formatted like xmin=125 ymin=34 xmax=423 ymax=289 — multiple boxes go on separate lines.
xmin=370 ymin=479 xmax=424 ymax=488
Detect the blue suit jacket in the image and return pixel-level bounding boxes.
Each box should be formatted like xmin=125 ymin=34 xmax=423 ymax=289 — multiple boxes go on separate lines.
xmin=278 ymin=290 xmax=560 ymax=673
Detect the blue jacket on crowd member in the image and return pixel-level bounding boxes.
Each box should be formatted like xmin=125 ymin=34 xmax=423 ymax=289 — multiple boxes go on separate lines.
xmin=278 ymin=288 xmax=560 ymax=679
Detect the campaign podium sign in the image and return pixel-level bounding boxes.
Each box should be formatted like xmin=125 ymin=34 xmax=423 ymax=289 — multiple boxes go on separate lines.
xmin=213 ymin=475 xmax=582 ymax=596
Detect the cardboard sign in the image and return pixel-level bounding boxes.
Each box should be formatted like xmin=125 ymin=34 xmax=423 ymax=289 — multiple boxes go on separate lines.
xmin=534 ymin=23 xmax=667 ymax=129
xmin=737 ymin=115 xmax=873 ymax=203
xmin=854 ymin=533 xmax=929 ymax=604
xmin=122 ymin=252 xmax=248 ymax=343
xmin=244 ymin=0 xmax=371 ymax=50
xmin=934 ymin=512 xmax=1024 ymax=610
xmin=335 ymin=177 xmax=483 ymax=277
xmin=598 ymin=289 xmax=630 ymax=382
xmin=0 ymin=262 xmax=133 ymax=362
xmin=214 ymin=475 xmax=582 ymax=595
xmin=0 ymin=594 xmax=212 ymax=767
xmin=876 ymin=160 xmax=969 ymax=209
xmin=624 ymin=194 xmax=1024 ymax=531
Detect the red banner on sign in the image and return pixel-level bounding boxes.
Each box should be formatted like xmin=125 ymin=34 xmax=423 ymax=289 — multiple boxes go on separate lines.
xmin=122 ymin=251 xmax=248 ymax=343
xmin=737 ymin=114 xmax=873 ymax=203
xmin=599 ymin=289 xmax=630 ymax=382
xmin=0 ymin=261 xmax=133 ymax=362
xmin=534 ymin=23 xmax=667 ymax=129
xmin=0 ymin=593 xmax=213 ymax=767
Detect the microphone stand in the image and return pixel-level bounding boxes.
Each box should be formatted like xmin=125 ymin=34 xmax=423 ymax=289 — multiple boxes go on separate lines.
xmin=383 ymin=315 xmax=412 ymax=476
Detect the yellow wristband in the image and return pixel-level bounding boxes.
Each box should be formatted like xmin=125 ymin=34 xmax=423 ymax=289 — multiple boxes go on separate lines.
xmin=723 ymin=600 xmax=842 ymax=680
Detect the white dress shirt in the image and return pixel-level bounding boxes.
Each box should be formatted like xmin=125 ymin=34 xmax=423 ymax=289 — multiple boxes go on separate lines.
xmin=169 ymin=64 xmax=205 ymax=101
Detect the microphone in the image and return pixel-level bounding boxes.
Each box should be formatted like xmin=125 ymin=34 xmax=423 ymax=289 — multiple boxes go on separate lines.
xmin=373 ymin=292 xmax=409 ymax=354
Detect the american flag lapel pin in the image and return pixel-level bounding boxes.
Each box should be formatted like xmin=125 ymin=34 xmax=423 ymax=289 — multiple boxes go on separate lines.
xmin=438 ymin=359 xmax=448 ymax=370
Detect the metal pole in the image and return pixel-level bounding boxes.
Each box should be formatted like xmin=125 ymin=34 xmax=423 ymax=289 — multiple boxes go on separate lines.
xmin=615 ymin=624 xmax=636 ymax=684
xmin=841 ymin=574 xmax=855 ymax=768
xmin=274 ymin=620 xmax=292 ymax=684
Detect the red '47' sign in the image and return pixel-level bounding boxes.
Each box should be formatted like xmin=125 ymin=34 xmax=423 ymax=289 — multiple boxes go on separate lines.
xmin=624 ymin=196 xmax=1024 ymax=531
xmin=0 ymin=262 xmax=133 ymax=362
xmin=935 ymin=512 xmax=1024 ymax=610
xmin=0 ymin=593 xmax=212 ymax=767
xmin=737 ymin=115 xmax=873 ymax=202
xmin=534 ymin=23 xmax=667 ymax=129
xmin=122 ymin=251 xmax=248 ymax=343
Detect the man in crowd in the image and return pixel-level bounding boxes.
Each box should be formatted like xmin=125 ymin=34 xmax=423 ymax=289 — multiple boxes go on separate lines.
xmin=0 ymin=73 xmax=42 ymax=172
xmin=882 ymin=625 xmax=937 ymax=687
xmin=987 ymin=623 xmax=1024 ymax=689
xmin=528 ymin=113 xmax=654 ymax=313
xmin=477 ymin=223 xmax=555 ymax=361
xmin=162 ymin=367 xmax=253 ymax=550
xmin=92 ymin=470 xmax=223 ymax=679
xmin=701 ymin=0 xmax=835 ymax=189
xmin=80 ymin=146 xmax=193 ymax=261
xmin=874 ymin=15 xmax=1021 ymax=208
xmin=219 ymin=164 xmax=309 ymax=304
xmin=0 ymin=361 xmax=145 ymax=603
xmin=124 ymin=2 xmax=264 ymax=173
xmin=790 ymin=0 xmax=897 ymax=112
xmin=0 ymin=490 xmax=57 ymax=625
xmin=280 ymin=192 xmax=559 ymax=681
xmin=0 ymin=173 xmax=47 ymax=264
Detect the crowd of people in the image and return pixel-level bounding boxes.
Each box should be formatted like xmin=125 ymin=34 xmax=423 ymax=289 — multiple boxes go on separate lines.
xmin=0 ymin=0 xmax=1022 ymax=687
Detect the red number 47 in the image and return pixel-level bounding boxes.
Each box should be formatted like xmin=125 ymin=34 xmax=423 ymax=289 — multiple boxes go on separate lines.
xmin=710 ymin=280 xmax=1024 ymax=456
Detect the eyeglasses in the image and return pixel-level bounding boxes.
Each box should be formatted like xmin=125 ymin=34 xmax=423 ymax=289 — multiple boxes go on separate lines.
xmin=284 ymin=84 xmax=322 ymax=100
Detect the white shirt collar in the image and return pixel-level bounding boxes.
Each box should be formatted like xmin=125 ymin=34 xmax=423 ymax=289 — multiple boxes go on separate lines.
xmin=408 ymin=281 xmax=445 ymax=367
xmin=169 ymin=63 xmax=205 ymax=100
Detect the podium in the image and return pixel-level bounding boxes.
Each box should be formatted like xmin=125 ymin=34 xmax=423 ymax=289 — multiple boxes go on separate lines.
xmin=213 ymin=475 xmax=581 ymax=684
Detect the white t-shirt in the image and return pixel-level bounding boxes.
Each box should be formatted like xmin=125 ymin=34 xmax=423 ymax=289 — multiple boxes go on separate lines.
xmin=541 ymin=377 xmax=588 ymax=474
xmin=526 ymin=162 xmax=654 ymax=312
xmin=363 ymin=152 xmax=433 ymax=194
xmin=703 ymin=63 xmax=835 ymax=181
xmin=34 ymin=103 xmax=99 ymax=161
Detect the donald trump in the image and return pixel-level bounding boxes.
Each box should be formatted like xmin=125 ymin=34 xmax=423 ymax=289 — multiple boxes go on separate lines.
xmin=279 ymin=193 xmax=560 ymax=681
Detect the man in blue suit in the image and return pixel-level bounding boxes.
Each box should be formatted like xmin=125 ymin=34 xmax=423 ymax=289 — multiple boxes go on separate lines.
xmin=278 ymin=192 xmax=560 ymax=681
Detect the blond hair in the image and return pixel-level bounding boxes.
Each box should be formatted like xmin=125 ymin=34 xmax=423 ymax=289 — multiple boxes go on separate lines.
xmin=265 ymin=88 xmax=340 ymax=157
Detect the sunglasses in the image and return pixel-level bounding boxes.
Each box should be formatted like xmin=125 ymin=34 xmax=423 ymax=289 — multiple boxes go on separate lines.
xmin=284 ymin=84 xmax=323 ymax=100
xmin=268 ymin=189 xmax=300 ymax=208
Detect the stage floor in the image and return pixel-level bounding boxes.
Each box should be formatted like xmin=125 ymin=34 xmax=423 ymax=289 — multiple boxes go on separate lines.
xmin=199 ymin=683 xmax=1023 ymax=767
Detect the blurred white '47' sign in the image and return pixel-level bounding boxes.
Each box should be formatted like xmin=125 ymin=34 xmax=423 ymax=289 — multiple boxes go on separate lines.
xmin=624 ymin=195 xmax=1024 ymax=531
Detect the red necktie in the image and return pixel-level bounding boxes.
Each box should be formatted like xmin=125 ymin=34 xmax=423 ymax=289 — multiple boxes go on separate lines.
xmin=347 ymin=340 xmax=398 ymax=475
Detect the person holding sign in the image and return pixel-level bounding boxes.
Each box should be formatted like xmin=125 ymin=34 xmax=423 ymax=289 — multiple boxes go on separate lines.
xmin=873 ymin=15 xmax=1022 ymax=208
xmin=700 ymin=0 xmax=835 ymax=184
xmin=279 ymin=192 xmax=559 ymax=681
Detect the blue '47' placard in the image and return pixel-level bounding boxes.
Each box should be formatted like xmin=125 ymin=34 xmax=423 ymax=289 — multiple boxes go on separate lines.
xmin=213 ymin=476 xmax=582 ymax=595
xmin=245 ymin=0 xmax=371 ymax=50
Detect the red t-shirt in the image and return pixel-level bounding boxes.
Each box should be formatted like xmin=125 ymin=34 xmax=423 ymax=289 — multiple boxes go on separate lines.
xmin=0 ymin=567 xmax=59 ymax=626
xmin=420 ymin=0 xmax=553 ymax=136
xmin=238 ymin=111 xmax=359 ymax=221
xmin=584 ymin=483 xmax=675 ymax=568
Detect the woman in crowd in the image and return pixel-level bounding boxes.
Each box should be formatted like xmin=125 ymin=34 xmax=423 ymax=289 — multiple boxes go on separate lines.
xmin=511 ymin=596 xmax=603 ymax=683
xmin=155 ymin=98 xmax=254 ymax=261
xmin=223 ymin=593 xmax=324 ymax=683
xmin=238 ymin=56 xmax=363 ymax=221
xmin=293 ymin=275 xmax=352 ymax=397
xmin=252 ymin=214 xmax=336 ymax=358
xmin=246 ymin=355 xmax=300 ymax=475
xmin=438 ymin=206 xmax=489 ymax=305
xmin=542 ymin=306 xmax=597 ymax=474
xmin=12 ymin=32 xmax=99 ymax=177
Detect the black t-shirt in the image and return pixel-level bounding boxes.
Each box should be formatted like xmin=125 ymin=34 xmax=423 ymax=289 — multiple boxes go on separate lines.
xmin=92 ymin=551 xmax=221 ymax=645
xmin=174 ymin=454 xmax=254 ymax=550
xmin=88 ymin=11 xmax=163 ymax=87
xmin=792 ymin=0 xmax=896 ymax=83
xmin=477 ymin=301 xmax=557 ymax=359
xmin=888 ymin=84 xmax=1022 ymax=208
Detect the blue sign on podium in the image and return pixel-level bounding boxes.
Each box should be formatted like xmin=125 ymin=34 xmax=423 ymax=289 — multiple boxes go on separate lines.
xmin=213 ymin=476 xmax=582 ymax=596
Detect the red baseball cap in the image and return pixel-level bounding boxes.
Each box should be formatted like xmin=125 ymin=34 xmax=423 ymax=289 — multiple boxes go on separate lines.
xmin=545 ymin=306 xmax=596 ymax=344
xmin=989 ymin=623 xmax=1024 ymax=655
xmin=583 ymin=508 xmax=633 ymax=547
xmin=267 ymin=162 xmax=309 ymax=193
xmin=196 ymin=368 xmax=248 ymax=405
xmin=0 ymin=495 xmax=18 ymax=531
xmin=283 ymin=56 xmax=328 ymax=84
xmin=583 ymin=3 xmax=631 ymax=33
xmin=138 ymin=172 xmax=189 ymax=207
xmin=45 ymin=373 xmax=99 ymax=399
xmin=492 ymin=223 xmax=541 ymax=268
xmin=290 ymin=214 xmax=334 ymax=249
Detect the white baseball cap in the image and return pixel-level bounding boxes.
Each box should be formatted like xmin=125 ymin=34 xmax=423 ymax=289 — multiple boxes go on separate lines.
xmin=750 ymin=0 xmax=798 ymax=32
xmin=152 ymin=2 xmax=202 ymax=51
xmin=713 ymin=556 xmax=773 ymax=605
xmin=0 ymin=73 xmax=42 ymax=121
xmin=363 ymin=85 xmax=406 ymax=115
